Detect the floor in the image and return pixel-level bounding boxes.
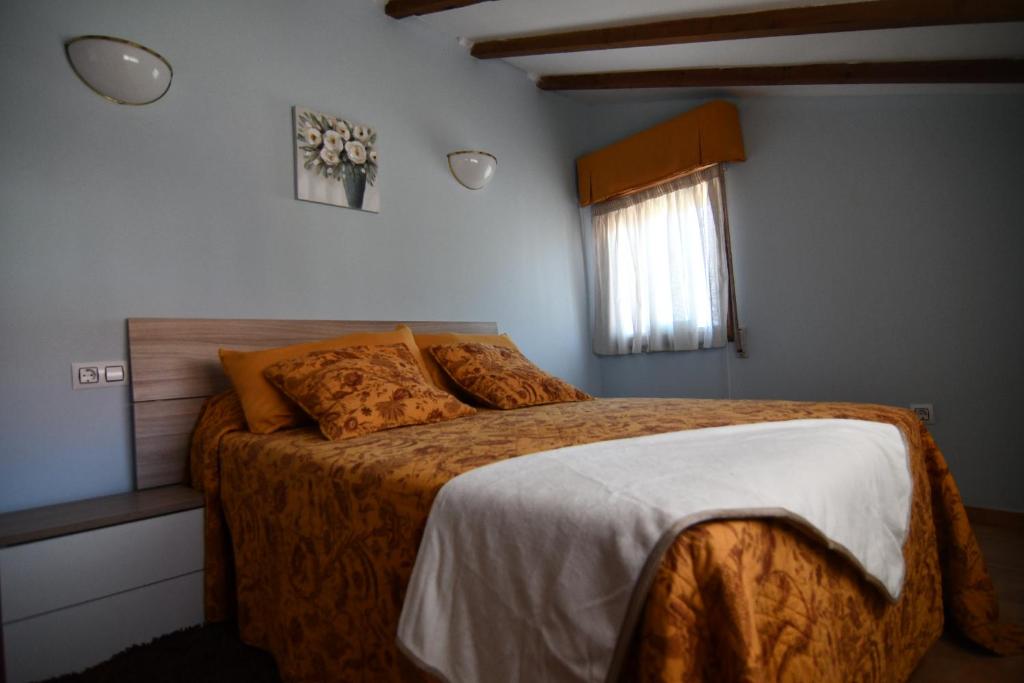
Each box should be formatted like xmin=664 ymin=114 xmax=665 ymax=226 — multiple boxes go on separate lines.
xmin=908 ymin=521 xmax=1024 ymax=682
xmin=43 ymin=521 xmax=1022 ymax=682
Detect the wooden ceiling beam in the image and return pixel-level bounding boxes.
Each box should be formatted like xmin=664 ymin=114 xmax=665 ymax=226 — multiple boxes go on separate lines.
xmin=536 ymin=59 xmax=1024 ymax=90
xmin=385 ymin=0 xmax=490 ymax=20
xmin=473 ymin=1 xmax=1024 ymax=59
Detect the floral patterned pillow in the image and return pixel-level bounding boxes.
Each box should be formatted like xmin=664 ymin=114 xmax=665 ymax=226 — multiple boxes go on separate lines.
xmin=263 ymin=344 xmax=475 ymax=441
xmin=427 ymin=342 xmax=592 ymax=410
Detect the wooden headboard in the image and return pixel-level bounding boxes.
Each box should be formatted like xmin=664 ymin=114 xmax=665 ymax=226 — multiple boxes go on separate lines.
xmin=127 ymin=318 xmax=498 ymax=489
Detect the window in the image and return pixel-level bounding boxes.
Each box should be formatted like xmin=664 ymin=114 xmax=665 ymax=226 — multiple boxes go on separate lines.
xmin=589 ymin=166 xmax=737 ymax=355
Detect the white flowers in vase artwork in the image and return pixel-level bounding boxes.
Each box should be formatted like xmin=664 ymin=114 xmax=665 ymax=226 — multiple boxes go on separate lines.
xmin=294 ymin=106 xmax=380 ymax=212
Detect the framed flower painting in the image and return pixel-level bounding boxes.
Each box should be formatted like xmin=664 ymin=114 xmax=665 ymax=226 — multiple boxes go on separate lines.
xmin=293 ymin=106 xmax=380 ymax=212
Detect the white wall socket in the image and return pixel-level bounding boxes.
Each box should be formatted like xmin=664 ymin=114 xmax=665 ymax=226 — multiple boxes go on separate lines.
xmin=910 ymin=403 xmax=935 ymax=425
xmin=72 ymin=361 xmax=130 ymax=390
xmin=735 ymin=327 xmax=748 ymax=359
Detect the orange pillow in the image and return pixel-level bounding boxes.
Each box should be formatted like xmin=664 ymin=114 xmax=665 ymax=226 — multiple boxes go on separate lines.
xmin=219 ymin=326 xmax=432 ymax=434
xmin=263 ymin=344 xmax=475 ymax=441
xmin=428 ymin=342 xmax=592 ymax=410
xmin=413 ymin=331 xmax=521 ymax=393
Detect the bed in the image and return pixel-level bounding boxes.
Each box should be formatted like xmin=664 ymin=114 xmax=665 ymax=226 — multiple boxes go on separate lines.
xmin=127 ymin=318 xmax=1022 ymax=682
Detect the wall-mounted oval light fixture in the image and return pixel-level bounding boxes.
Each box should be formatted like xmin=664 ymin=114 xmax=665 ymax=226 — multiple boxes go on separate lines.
xmin=447 ymin=150 xmax=497 ymax=190
xmin=65 ymin=35 xmax=172 ymax=105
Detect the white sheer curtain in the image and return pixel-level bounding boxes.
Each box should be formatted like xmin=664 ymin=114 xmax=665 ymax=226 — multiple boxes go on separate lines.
xmin=590 ymin=166 xmax=729 ymax=355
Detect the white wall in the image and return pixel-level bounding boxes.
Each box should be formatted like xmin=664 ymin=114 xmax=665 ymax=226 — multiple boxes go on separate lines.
xmin=0 ymin=1 xmax=597 ymax=512
xmin=588 ymin=94 xmax=1024 ymax=512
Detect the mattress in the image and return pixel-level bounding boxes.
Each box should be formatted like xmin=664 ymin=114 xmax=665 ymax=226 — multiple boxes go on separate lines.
xmin=190 ymin=392 xmax=1022 ymax=682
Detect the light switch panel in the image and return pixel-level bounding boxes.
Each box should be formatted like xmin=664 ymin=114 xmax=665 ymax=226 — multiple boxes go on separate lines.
xmin=104 ymin=365 xmax=125 ymax=382
xmin=72 ymin=361 xmax=130 ymax=390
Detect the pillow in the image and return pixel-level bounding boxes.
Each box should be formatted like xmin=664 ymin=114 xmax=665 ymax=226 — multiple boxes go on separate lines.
xmin=220 ymin=326 xmax=432 ymax=434
xmin=413 ymin=331 xmax=521 ymax=393
xmin=263 ymin=344 xmax=475 ymax=441
xmin=427 ymin=342 xmax=592 ymax=410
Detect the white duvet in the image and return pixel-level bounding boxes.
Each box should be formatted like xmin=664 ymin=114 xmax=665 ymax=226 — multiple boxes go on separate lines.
xmin=397 ymin=418 xmax=912 ymax=683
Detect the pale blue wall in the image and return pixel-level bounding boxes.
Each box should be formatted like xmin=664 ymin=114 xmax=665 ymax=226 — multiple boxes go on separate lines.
xmin=3 ymin=1 xmax=1022 ymax=515
xmin=587 ymin=94 xmax=1024 ymax=512
xmin=0 ymin=1 xmax=598 ymax=512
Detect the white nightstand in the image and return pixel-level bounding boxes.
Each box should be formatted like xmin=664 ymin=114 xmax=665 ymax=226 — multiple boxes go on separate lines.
xmin=0 ymin=486 xmax=204 ymax=683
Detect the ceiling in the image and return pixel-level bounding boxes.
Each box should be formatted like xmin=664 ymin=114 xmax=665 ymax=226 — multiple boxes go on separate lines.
xmin=383 ymin=0 xmax=1024 ymax=102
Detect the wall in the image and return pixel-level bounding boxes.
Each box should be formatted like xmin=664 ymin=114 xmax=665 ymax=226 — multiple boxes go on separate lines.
xmin=587 ymin=94 xmax=1024 ymax=512
xmin=2 ymin=2 xmax=1020 ymax=515
xmin=0 ymin=0 xmax=597 ymax=513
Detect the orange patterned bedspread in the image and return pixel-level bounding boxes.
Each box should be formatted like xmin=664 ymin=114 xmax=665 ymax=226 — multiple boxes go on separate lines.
xmin=191 ymin=394 xmax=1022 ymax=682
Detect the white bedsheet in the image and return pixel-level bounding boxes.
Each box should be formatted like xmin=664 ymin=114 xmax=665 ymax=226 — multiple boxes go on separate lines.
xmin=397 ymin=418 xmax=911 ymax=683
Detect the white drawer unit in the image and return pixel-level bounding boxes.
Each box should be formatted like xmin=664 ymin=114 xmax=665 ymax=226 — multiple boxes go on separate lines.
xmin=0 ymin=487 xmax=204 ymax=683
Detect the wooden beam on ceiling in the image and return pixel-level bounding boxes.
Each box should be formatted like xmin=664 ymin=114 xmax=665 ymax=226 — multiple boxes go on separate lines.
xmin=536 ymin=59 xmax=1024 ymax=90
xmin=385 ymin=0 xmax=490 ymax=20
xmin=472 ymin=1 xmax=1024 ymax=59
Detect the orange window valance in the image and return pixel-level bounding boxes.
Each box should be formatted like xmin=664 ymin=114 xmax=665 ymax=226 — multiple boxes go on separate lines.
xmin=576 ymin=100 xmax=746 ymax=207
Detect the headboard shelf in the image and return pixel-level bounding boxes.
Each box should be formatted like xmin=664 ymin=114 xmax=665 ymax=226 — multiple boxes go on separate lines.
xmin=128 ymin=318 xmax=498 ymax=489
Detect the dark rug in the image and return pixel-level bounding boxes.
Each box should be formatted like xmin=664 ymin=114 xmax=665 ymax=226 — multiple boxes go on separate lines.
xmin=45 ymin=622 xmax=281 ymax=683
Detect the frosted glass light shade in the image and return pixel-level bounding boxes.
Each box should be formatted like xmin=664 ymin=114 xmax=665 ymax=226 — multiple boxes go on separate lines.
xmin=447 ymin=151 xmax=497 ymax=190
xmin=66 ymin=35 xmax=172 ymax=105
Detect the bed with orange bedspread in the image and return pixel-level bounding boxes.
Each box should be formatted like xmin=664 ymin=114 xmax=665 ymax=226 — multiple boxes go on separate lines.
xmin=191 ymin=392 xmax=1022 ymax=682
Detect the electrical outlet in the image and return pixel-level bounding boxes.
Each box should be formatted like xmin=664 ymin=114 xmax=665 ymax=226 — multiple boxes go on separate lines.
xmin=910 ymin=403 xmax=935 ymax=425
xmin=78 ymin=366 xmax=100 ymax=384
xmin=72 ymin=361 xmax=129 ymax=390
xmin=735 ymin=327 xmax=748 ymax=359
